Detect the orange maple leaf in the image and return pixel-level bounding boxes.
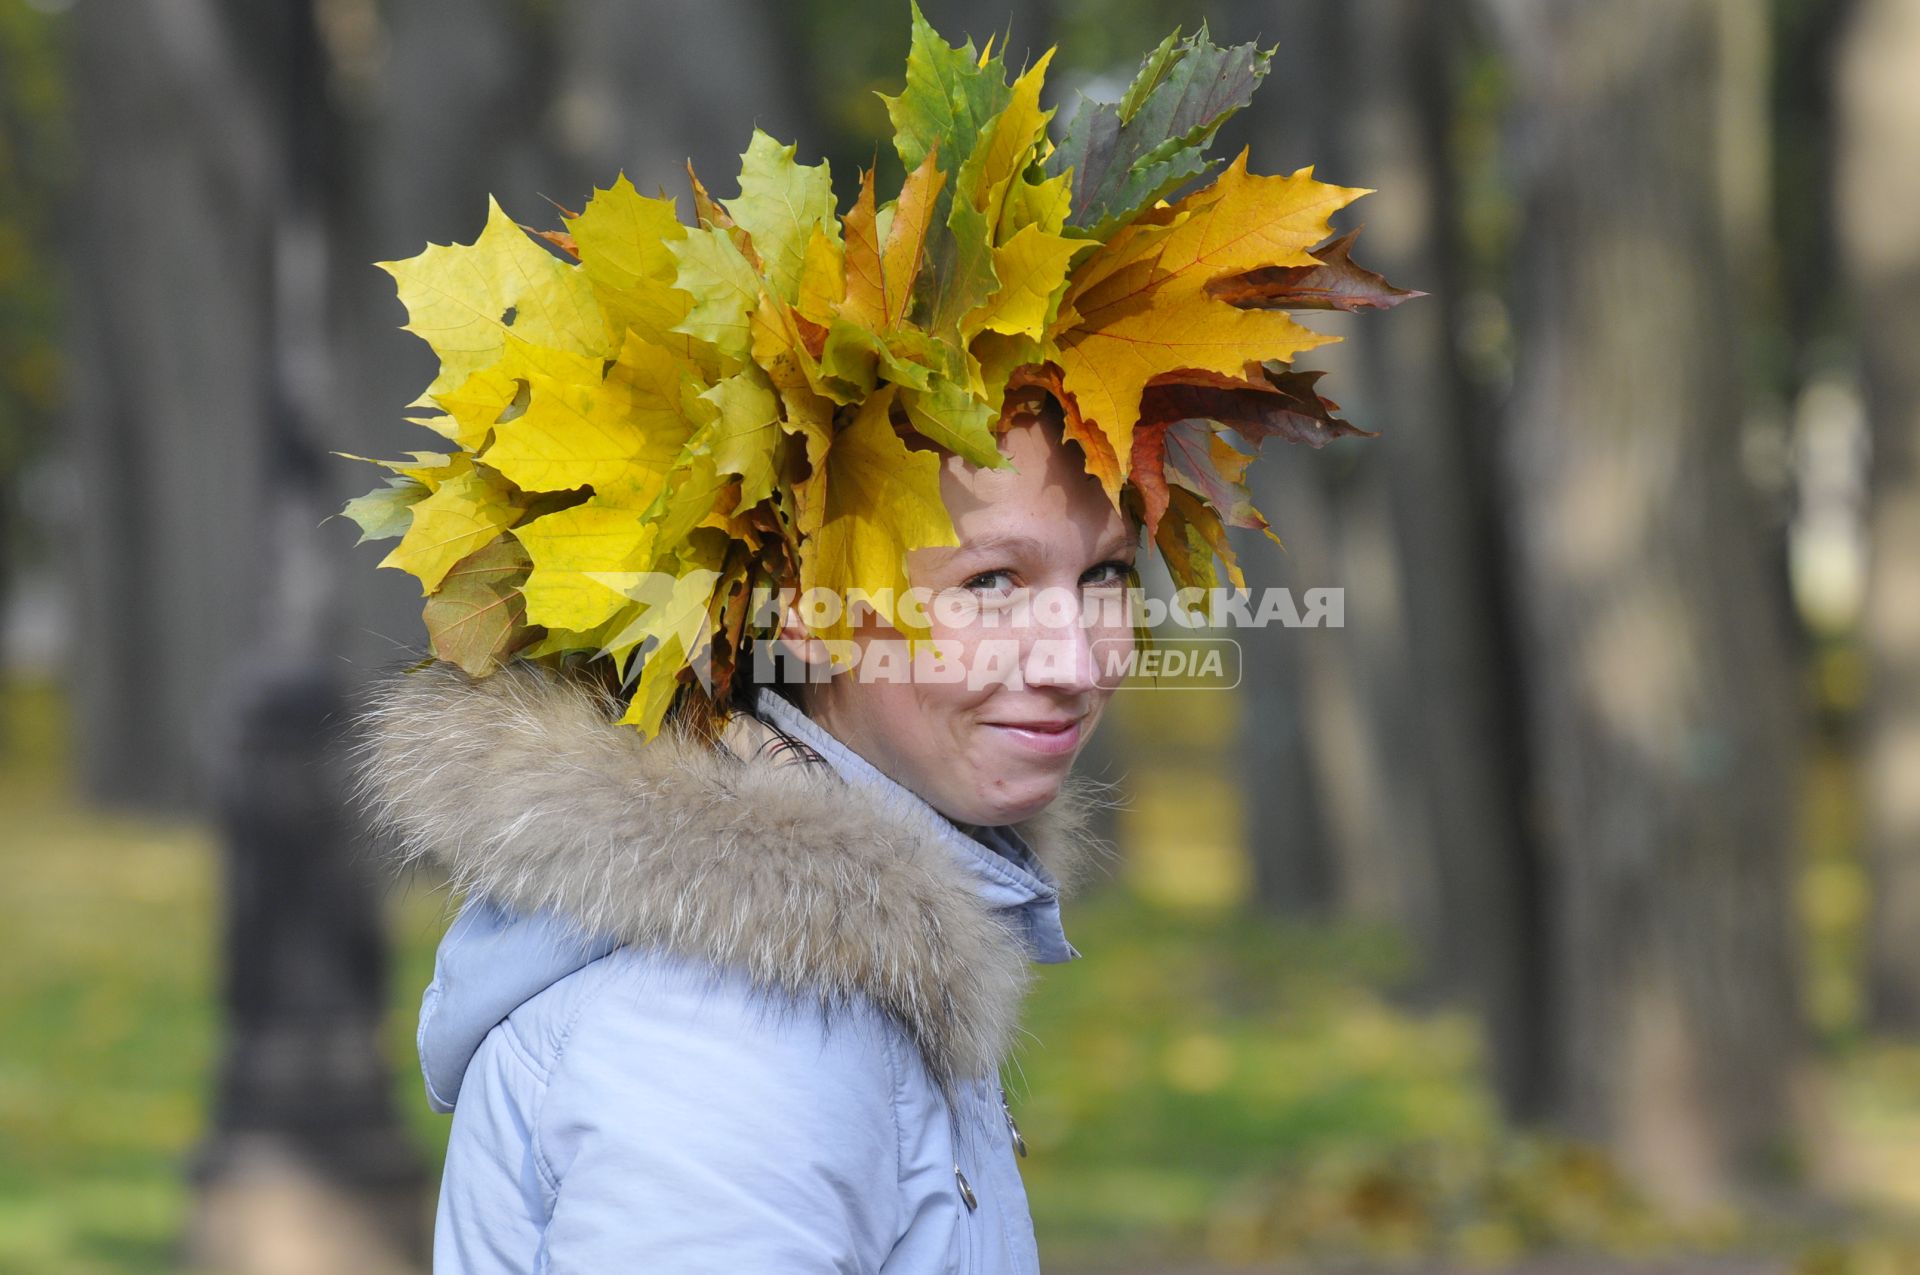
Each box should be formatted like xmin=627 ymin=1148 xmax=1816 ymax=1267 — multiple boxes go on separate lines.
xmin=841 ymin=150 xmax=946 ymax=332
xmin=1050 ymin=149 xmax=1371 ymax=492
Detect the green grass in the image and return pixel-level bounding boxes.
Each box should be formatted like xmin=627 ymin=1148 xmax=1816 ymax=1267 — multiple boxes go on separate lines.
xmin=0 ymin=677 xmax=454 ymax=1274
xmin=0 ymin=679 xmax=215 ymax=1274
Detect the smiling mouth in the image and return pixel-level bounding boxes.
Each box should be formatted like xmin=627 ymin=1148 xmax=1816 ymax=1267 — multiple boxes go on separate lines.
xmin=984 ymin=718 xmax=1084 ymax=755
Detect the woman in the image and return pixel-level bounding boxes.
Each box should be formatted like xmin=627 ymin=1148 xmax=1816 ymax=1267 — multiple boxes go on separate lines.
xmin=339 ymin=11 xmax=1407 ymax=1269
xmin=353 ymin=400 xmax=1127 ymax=1273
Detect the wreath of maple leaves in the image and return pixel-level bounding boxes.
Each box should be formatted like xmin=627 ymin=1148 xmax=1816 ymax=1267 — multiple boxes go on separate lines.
xmin=335 ymin=3 xmax=1419 ymax=736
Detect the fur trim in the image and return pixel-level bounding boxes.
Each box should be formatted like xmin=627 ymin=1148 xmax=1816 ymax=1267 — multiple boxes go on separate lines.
xmin=345 ymin=660 xmax=1112 ymax=1094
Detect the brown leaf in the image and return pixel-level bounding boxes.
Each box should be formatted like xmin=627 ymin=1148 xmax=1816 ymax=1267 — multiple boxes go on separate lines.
xmin=530 ymin=227 xmax=580 ymax=259
xmin=1140 ymin=364 xmax=1378 ymax=449
xmin=792 ymin=311 xmax=829 ymax=361
xmin=1128 ymin=365 xmax=1374 ymax=541
xmin=686 ymin=160 xmax=734 ymax=230
xmin=699 ymin=539 xmax=757 ymax=701
xmin=685 ymin=160 xmax=766 ymax=271
xmin=424 ymin=535 xmax=540 ymax=676
xmin=1204 ymin=228 xmax=1424 ymax=313
xmin=1162 ymin=425 xmax=1276 ymax=544
xmin=1128 ymin=416 xmax=1177 ymax=543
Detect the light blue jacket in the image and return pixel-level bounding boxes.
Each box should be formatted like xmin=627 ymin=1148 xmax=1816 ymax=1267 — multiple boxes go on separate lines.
xmin=354 ymin=664 xmax=1102 ymax=1273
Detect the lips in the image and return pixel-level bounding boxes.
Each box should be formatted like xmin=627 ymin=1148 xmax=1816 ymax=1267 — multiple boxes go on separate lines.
xmin=983 ymin=716 xmax=1084 ymax=757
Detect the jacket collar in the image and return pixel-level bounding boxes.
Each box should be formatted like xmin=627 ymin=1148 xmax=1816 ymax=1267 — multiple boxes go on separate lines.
xmin=742 ymin=685 xmax=1084 ymax=965
xmin=349 ymin=660 xmax=1110 ymax=1095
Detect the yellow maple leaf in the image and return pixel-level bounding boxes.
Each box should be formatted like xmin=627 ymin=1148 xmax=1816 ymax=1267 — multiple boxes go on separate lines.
xmin=484 ymin=331 xmax=695 ymax=496
xmin=566 ymin=175 xmax=694 ymax=351
xmin=795 ymin=224 xmax=845 ymax=327
xmin=747 ymin=292 xmax=835 ymax=474
xmin=970 ymin=331 xmax=1042 ymax=409
xmin=333 ymin=449 xmax=462 ymax=491
xmin=618 ymin=634 xmax=689 ymax=738
xmin=690 ymin=369 xmax=784 ymax=508
xmin=964 ymin=221 xmax=1092 ymax=347
xmin=607 ymin=534 xmax=729 ymax=737
xmin=521 ymin=610 xmax=640 ymax=675
xmin=377 ymin=462 xmax=524 ymax=594
xmin=401 ymin=413 xmax=467 ymax=447
xmin=379 ymin=197 xmax=609 ymax=403
xmin=962 ymin=48 xmax=1055 ymax=237
xmin=667 ymin=224 xmax=762 ymax=366
xmin=1052 ymin=152 xmax=1369 ymax=489
xmin=1156 ymin=484 xmax=1243 ymax=592
xmin=511 ymin=498 xmax=658 ymax=632
xmin=645 ymin=450 xmax=734 ymax=551
xmin=433 ymin=339 xmax=604 ymax=454
xmin=799 ymin=385 xmax=958 ymax=644
xmin=997 ymin=164 xmax=1073 ymax=243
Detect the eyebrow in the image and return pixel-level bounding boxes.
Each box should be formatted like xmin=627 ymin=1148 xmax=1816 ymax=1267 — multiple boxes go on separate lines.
xmin=952 ymin=530 xmax=1139 ymax=562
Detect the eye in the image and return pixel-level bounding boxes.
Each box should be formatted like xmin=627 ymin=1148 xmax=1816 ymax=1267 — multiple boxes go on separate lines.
xmin=1081 ymin=559 xmax=1135 ymax=588
xmin=961 ymin=568 xmax=1017 ymax=595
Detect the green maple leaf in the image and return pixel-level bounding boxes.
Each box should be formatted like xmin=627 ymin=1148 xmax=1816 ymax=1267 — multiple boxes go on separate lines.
xmin=898 ymin=375 xmax=1003 ymax=469
xmin=339 ymin=477 xmax=428 ymax=543
xmin=1044 ymin=24 xmax=1272 ymax=238
xmin=878 ymin=2 xmax=1013 ymax=184
xmin=718 ymin=130 xmax=840 ymax=305
xmin=666 ymin=224 xmax=762 ymax=363
xmin=690 ymin=369 xmax=784 ymax=508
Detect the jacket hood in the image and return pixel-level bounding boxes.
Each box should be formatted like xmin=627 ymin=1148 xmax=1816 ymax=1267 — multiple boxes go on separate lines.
xmin=347 ymin=660 xmax=1113 ymax=1100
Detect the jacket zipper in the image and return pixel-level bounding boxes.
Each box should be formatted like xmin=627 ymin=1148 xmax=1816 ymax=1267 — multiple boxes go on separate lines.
xmin=999 ymin=1084 xmax=1027 ymax=1158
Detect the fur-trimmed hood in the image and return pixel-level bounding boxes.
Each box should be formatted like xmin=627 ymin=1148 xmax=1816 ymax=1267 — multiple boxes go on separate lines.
xmin=347 ymin=660 xmax=1111 ymax=1096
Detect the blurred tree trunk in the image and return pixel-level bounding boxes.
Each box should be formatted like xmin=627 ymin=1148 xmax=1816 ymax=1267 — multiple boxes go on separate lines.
xmin=1235 ymin=551 xmax=1337 ymax=914
xmin=1481 ymin=0 xmax=1812 ymax=1206
xmin=1835 ymin=0 xmax=1920 ymax=1032
xmin=1311 ymin=0 xmax=1550 ymax=1116
xmin=65 ymin=0 xmax=277 ymax=810
xmin=1224 ymin=1 xmax=1397 ymax=922
xmin=184 ymin=3 xmax=432 ymax=1272
xmin=1223 ymin=8 xmax=1547 ymax=1102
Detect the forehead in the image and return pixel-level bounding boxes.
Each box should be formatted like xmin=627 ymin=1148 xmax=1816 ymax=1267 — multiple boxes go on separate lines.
xmin=937 ymin=415 xmax=1134 ymax=551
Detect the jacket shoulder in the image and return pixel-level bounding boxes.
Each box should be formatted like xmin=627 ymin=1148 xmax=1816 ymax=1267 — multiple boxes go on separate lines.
xmin=503 ymin=943 xmax=905 ymax=1076
xmin=518 ymin=945 xmax=916 ymax=1268
xmin=520 ymin=944 xmax=912 ymax=1166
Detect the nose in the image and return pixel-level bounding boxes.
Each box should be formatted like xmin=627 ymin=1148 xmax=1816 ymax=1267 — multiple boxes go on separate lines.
xmin=1020 ymin=587 xmax=1101 ymax=694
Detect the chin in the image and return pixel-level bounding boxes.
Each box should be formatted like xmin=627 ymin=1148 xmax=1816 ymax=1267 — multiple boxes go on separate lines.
xmin=961 ymin=774 xmax=1066 ymax=828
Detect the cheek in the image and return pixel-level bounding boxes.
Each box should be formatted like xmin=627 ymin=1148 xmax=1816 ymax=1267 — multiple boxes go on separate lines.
xmin=1086 ymin=594 xmax=1136 ymax=692
xmin=856 ymin=676 xmax=950 ymax=771
xmin=913 ymin=604 xmax=1015 ymax=697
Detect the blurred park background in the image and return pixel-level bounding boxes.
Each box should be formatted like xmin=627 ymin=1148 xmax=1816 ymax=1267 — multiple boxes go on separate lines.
xmin=3 ymin=0 xmax=1920 ymax=1271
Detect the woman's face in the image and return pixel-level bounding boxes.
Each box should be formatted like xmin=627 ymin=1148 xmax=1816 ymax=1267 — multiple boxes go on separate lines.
xmin=796 ymin=411 xmax=1138 ymax=826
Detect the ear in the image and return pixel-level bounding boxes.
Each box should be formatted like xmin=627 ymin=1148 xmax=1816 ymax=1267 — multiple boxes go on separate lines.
xmin=774 ymin=601 xmax=837 ymax=672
